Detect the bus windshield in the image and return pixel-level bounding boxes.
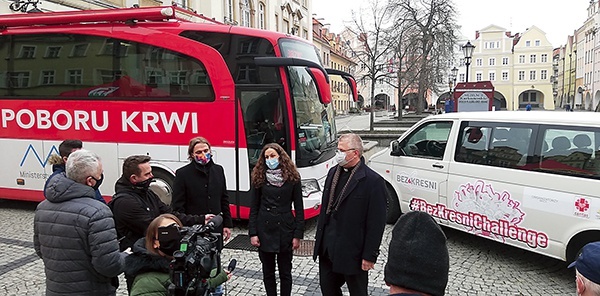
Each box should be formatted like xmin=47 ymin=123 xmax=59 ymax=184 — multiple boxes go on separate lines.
xmin=280 ymin=39 xmax=337 ymax=167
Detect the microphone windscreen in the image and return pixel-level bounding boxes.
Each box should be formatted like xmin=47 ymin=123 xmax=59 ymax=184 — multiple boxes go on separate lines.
xmin=227 ymin=259 xmax=237 ymax=272
xmin=208 ymin=215 xmax=223 ymax=228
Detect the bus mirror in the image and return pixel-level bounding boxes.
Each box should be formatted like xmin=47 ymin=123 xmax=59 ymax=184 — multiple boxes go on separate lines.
xmin=325 ymin=68 xmax=358 ymax=101
xmin=308 ymin=68 xmax=332 ymax=105
xmin=390 ymin=140 xmax=405 ymax=156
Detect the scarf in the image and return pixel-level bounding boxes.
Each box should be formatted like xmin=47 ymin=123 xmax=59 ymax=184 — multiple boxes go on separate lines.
xmin=266 ymin=168 xmax=284 ymax=187
xmin=326 ymin=161 xmax=361 ymax=214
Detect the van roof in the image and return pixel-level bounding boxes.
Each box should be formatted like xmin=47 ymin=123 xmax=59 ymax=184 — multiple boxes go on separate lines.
xmin=433 ymin=111 xmax=600 ymax=126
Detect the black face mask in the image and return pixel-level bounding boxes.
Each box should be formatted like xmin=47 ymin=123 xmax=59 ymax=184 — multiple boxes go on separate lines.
xmin=136 ymin=177 xmax=154 ymax=189
xmin=90 ymin=174 xmax=104 ymax=191
xmin=157 ymin=224 xmax=181 ymax=256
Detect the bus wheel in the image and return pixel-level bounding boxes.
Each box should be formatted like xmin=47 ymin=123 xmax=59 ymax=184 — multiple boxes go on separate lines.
xmin=386 ymin=185 xmax=401 ymax=224
xmin=150 ymin=169 xmax=174 ymax=205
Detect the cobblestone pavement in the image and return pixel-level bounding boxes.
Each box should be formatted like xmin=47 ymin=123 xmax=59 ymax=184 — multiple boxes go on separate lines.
xmin=0 ymin=200 xmax=575 ymax=295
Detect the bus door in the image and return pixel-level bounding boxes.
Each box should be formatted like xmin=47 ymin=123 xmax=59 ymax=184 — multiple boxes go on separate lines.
xmin=390 ymin=120 xmax=453 ymax=224
xmin=233 ymin=86 xmax=287 ymax=216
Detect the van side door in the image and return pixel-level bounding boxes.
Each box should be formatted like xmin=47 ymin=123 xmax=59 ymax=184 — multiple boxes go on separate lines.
xmin=392 ymin=120 xmax=453 ymax=218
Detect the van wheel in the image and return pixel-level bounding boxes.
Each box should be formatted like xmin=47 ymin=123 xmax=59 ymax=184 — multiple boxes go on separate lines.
xmin=566 ymin=231 xmax=600 ymax=262
xmin=386 ymin=185 xmax=401 ymax=224
xmin=150 ymin=169 xmax=174 ymax=205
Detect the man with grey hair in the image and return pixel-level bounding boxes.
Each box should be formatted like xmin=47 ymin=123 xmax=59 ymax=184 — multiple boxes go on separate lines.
xmin=34 ymin=149 xmax=125 ymax=296
xmin=569 ymin=241 xmax=600 ymax=296
xmin=313 ymin=133 xmax=387 ymax=296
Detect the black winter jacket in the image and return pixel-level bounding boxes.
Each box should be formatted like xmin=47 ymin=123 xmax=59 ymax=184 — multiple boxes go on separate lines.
xmin=172 ymin=160 xmax=233 ymax=230
xmin=248 ymin=180 xmax=304 ymax=253
xmin=34 ymin=172 xmax=125 ymax=296
xmin=109 ymin=176 xmax=204 ymax=251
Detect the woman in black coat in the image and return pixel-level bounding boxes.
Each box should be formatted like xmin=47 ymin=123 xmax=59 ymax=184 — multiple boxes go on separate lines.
xmin=248 ymin=143 xmax=304 ymax=296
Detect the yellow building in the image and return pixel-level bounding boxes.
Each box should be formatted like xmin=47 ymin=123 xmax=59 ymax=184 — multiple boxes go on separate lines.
xmin=471 ymin=25 xmax=554 ymax=110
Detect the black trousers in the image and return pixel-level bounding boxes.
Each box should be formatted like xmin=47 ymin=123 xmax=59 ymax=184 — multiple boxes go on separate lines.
xmin=318 ymin=254 xmax=368 ymax=296
xmin=258 ymin=249 xmax=293 ymax=296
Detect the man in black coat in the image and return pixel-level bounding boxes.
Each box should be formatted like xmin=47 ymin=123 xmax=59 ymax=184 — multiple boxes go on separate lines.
xmin=109 ymin=155 xmax=206 ymax=252
xmin=172 ymin=136 xmax=233 ymax=242
xmin=313 ymin=133 xmax=387 ymax=296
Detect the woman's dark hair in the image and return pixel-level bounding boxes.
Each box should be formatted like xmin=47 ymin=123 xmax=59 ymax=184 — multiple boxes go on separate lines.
xmin=251 ymin=143 xmax=300 ymax=188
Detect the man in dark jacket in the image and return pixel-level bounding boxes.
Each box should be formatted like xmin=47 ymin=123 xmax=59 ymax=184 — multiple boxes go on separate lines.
xmin=109 ymin=155 xmax=207 ymax=252
xmin=34 ymin=149 xmax=124 ymax=296
xmin=44 ymin=139 xmax=105 ymax=204
xmin=172 ymin=136 xmax=233 ymax=242
xmin=313 ymin=133 xmax=387 ymax=296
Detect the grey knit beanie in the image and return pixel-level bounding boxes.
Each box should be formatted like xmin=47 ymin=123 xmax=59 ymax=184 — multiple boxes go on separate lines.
xmin=384 ymin=211 xmax=449 ymax=296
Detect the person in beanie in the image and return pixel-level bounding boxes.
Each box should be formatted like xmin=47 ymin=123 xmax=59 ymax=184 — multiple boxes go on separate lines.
xmin=384 ymin=211 xmax=449 ymax=296
xmin=568 ymin=241 xmax=600 ymax=296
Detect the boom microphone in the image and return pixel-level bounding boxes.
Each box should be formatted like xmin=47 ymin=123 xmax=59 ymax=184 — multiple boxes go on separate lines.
xmin=227 ymin=259 xmax=237 ymax=272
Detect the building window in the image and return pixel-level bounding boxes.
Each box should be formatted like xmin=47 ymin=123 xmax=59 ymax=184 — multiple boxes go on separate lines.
xmin=45 ymin=46 xmax=61 ymax=58
xmin=502 ymin=57 xmax=509 ymax=65
xmin=67 ymin=69 xmax=83 ymax=85
xmin=530 ymin=55 xmax=536 ymax=63
xmin=535 ymin=40 xmax=540 ymax=46
xmin=502 ymin=71 xmax=509 ymax=81
xmin=541 ymin=70 xmax=547 ymax=80
xmin=489 ymin=72 xmax=496 ymax=81
xmin=240 ymin=0 xmax=251 ymax=27
xmin=459 ymin=73 xmax=465 ymax=82
xmin=526 ymin=40 xmax=531 ymax=47
xmin=258 ymin=2 xmax=265 ymax=29
xmin=519 ymin=55 xmax=525 ymax=63
xmin=529 ymin=70 xmax=536 ymax=80
xmin=9 ymin=71 xmax=30 ymax=88
xmin=274 ymin=14 xmax=279 ymax=31
xmin=41 ymin=70 xmax=55 ymax=85
xmin=541 ymin=54 xmax=548 ymax=63
xmin=518 ymin=70 xmax=525 ymax=80
xmin=71 ymin=44 xmax=89 ymax=57
xmin=227 ymin=0 xmax=233 ymax=23
xmin=19 ymin=46 xmax=36 ymax=59
xmin=476 ymin=58 xmax=482 ymax=66
xmin=489 ymin=58 xmax=495 ymax=66
xmin=476 ymin=72 xmax=482 ymax=81
xmin=283 ymin=19 xmax=289 ymax=34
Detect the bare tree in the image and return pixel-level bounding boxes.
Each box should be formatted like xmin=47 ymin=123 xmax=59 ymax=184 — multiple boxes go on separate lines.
xmin=345 ymin=0 xmax=394 ymax=131
xmin=392 ymin=0 xmax=459 ymax=114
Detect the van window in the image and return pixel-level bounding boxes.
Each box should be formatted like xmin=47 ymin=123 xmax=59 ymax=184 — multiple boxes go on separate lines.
xmin=400 ymin=121 xmax=452 ymax=159
xmin=0 ymin=34 xmax=214 ymax=101
xmin=455 ymin=123 xmax=533 ymax=168
xmin=539 ymin=128 xmax=600 ymax=178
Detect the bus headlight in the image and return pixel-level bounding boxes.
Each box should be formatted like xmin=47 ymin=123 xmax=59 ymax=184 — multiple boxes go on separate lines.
xmin=301 ymin=179 xmax=320 ymax=198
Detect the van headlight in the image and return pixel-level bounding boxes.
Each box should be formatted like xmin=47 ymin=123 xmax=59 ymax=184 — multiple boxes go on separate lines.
xmin=301 ymin=179 xmax=320 ymax=198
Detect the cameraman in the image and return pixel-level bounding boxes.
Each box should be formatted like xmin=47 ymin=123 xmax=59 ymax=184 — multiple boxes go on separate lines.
xmin=125 ymin=214 xmax=232 ymax=296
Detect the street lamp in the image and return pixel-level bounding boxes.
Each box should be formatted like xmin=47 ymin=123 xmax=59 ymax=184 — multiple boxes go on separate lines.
xmin=462 ymin=41 xmax=475 ymax=82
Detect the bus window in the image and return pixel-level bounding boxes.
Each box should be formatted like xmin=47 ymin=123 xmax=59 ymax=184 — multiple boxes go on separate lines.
xmin=0 ymin=34 xmax=214 ymax=101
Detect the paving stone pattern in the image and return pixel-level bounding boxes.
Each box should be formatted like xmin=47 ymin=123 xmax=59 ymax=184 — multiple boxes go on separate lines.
xmin=0 ymin=200 xmax=575 ymax=295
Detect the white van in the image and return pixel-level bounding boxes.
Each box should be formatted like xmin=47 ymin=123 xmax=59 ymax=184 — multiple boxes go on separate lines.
xmin=368 ymin=111 xmax=600 ymax=261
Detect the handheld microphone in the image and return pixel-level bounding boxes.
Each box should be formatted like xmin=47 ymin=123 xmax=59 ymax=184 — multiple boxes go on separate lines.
xmin=227 ymin=259 xmax=237 ymax=272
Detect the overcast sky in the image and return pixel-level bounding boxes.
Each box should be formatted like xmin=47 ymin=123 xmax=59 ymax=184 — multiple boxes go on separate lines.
xmin=313 ymin=0 xmax=590 ymax=47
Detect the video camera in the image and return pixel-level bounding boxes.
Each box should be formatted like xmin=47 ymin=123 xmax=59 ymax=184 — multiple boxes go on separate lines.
xmin=167 ymin=215 xmax=223 ymax=296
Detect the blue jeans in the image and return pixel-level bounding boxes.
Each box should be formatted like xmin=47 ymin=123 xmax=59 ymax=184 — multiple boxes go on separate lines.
xmin=210 ymin=285 xmax=223 ymax=296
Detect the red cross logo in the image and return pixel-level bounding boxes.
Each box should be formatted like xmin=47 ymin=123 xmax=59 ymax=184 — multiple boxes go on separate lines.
xmin=575 ymin=198 xmax=590 ymax=213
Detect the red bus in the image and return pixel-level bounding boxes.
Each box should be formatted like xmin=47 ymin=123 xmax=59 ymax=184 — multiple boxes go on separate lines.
xmin=0 ymin=6 xmax=357 ymax=219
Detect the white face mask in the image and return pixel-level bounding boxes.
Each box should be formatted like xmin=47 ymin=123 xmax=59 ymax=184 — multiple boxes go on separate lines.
xmin=335 ymin=150 xmax=350 ymax=166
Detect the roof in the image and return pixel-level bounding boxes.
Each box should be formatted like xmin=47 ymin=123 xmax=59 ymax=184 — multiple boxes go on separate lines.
xmin=431 ymin=111 xmax=600 ymax=127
